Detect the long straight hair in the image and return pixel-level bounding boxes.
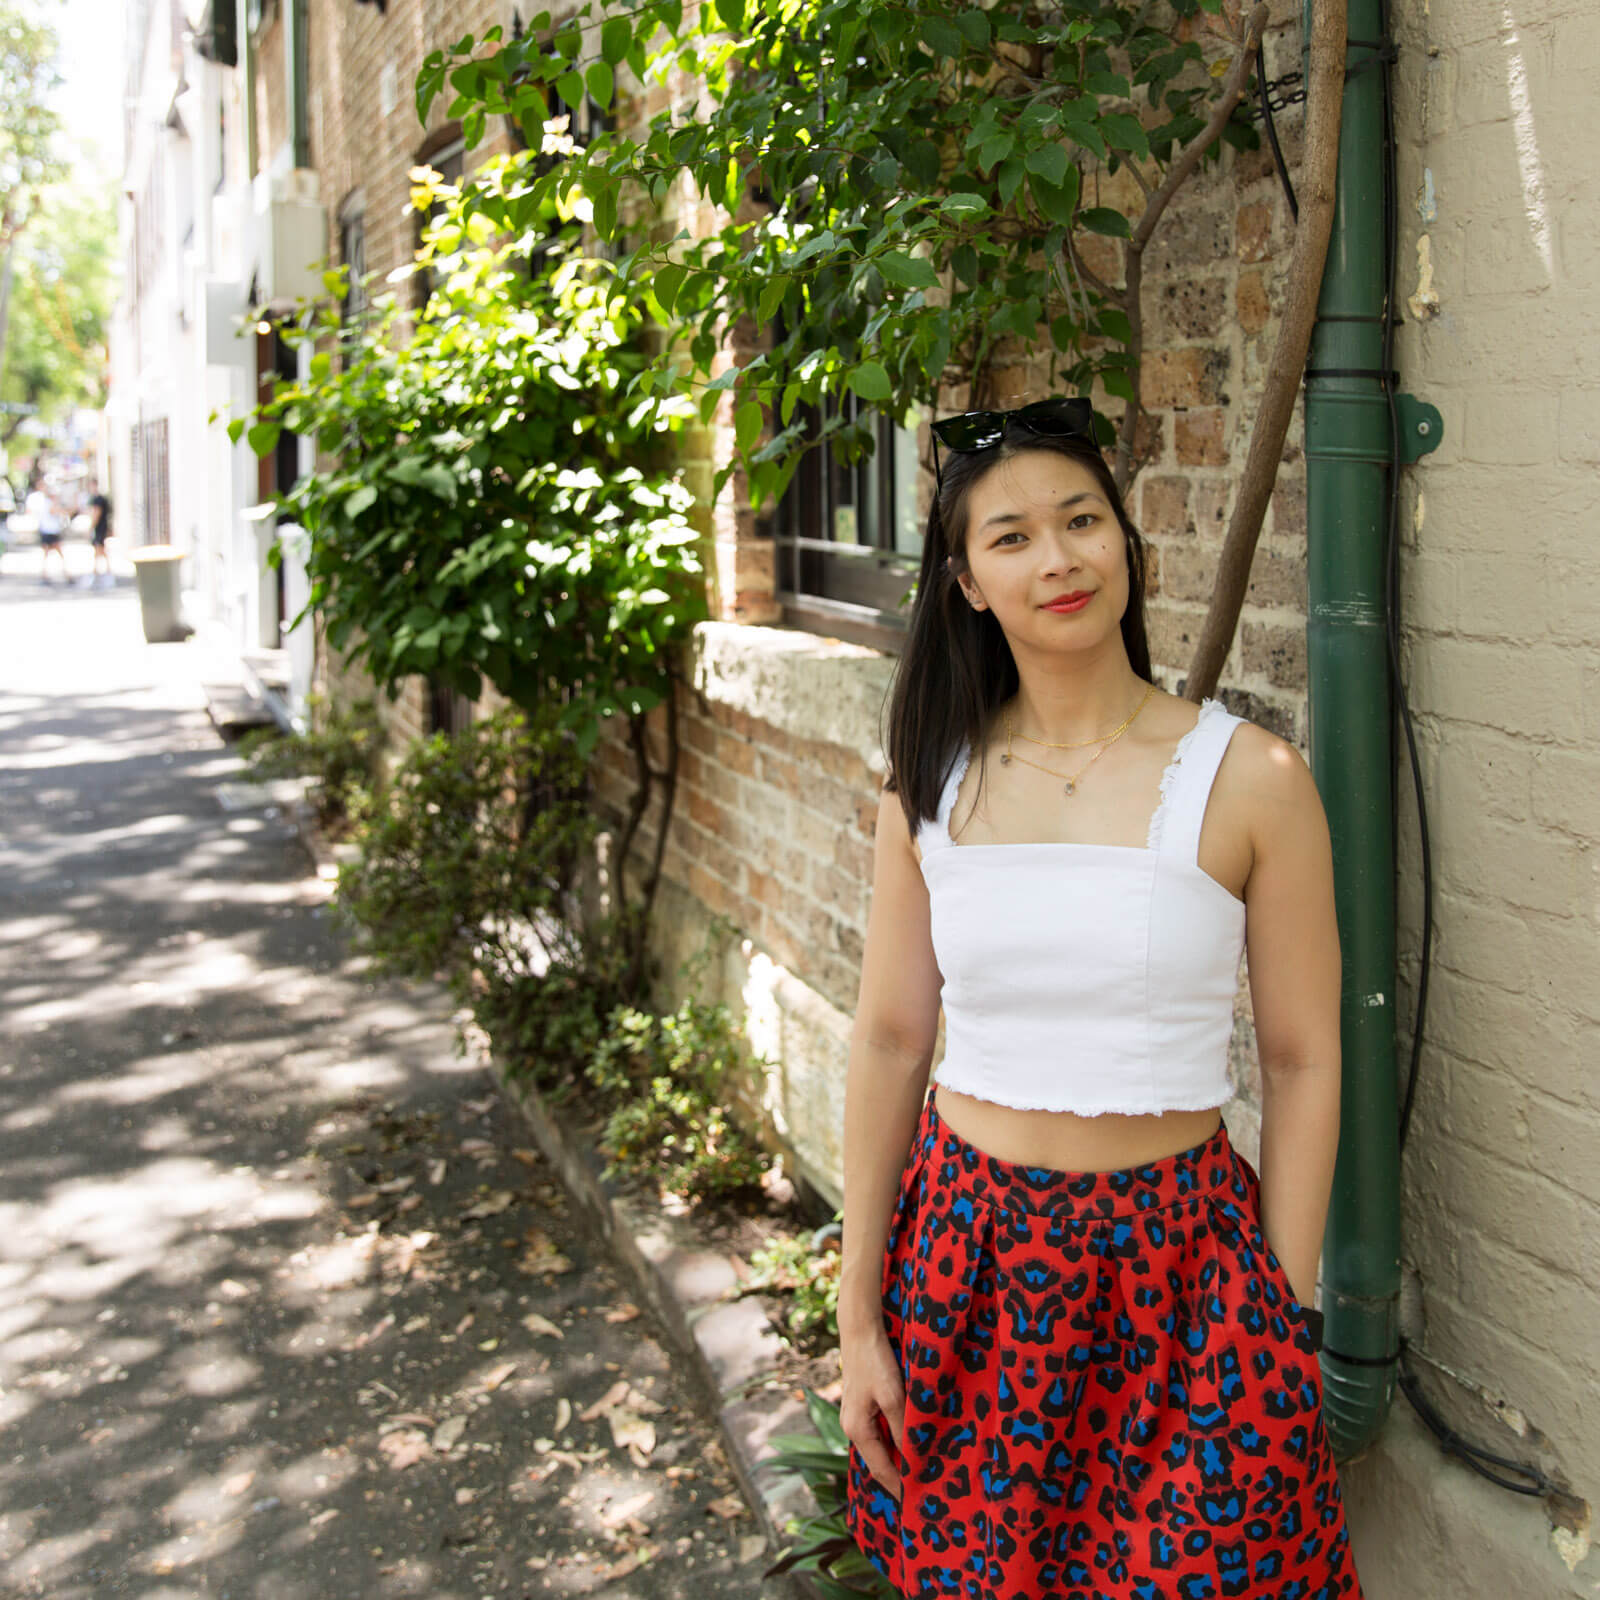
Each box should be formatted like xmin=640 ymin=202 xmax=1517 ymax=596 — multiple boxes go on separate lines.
xmin=882 ymin=431 xmax=1154 ymax=837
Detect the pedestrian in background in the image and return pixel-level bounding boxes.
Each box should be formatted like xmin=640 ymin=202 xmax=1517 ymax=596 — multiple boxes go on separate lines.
xmin=27 ymin=475 xmax=66 ymax=586
xmin=85 ymin=477 xmax=113 ymax=588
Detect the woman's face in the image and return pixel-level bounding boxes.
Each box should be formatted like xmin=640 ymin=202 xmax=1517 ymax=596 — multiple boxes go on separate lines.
xmin=952 ymin=449 xmax=1129 ymax=651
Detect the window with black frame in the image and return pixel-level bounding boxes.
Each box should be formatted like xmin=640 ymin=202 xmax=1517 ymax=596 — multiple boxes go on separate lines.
xmin=427 ymin=675 xmax=474 ymax=737
xmin=337 ymin=189 xmax=366 ymax=327
xmin=770 ymin=380 xmax=929 ymax=648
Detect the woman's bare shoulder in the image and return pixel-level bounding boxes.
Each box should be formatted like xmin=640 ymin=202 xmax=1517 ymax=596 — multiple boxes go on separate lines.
xmin=1221 ymin=719 xmax=1326 ymax=838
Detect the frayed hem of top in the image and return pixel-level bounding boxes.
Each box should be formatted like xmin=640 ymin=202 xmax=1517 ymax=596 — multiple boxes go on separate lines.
xmin=930 ymin=1076 xmax=1231 ymax=1117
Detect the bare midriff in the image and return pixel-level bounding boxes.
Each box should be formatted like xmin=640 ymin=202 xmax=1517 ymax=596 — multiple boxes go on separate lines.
xmin=932 ymin=1083 xmax=1224 ymax=1173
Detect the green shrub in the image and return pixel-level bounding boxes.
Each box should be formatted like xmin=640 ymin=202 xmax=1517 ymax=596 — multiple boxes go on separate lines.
xmin=746 ymin=1226 xmax=843 ymax=1349
xmin=236 ymin=694 xmax=383 ymax=830
xmin=585 ymin=986 xmax=771 ymax=1201
xmin=333 ymin=704 xmax=599 ymax=1014
xmin=759 ymin=1388 xmax=895 ymax=1598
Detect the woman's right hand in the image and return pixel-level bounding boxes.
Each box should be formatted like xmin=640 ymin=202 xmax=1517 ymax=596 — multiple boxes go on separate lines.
xmin=840 ymin=1315 xmax=906 ymax=1503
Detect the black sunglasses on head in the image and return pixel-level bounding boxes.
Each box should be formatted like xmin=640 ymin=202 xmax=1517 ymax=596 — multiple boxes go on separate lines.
xmin=930 ymin=395 xmax=1098 ymax=491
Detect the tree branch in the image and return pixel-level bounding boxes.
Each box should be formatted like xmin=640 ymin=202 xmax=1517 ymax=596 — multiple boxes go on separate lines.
xmin=1111 ymin=4 xmax=1270 ymax=496
xmin=1183 ymin=0 xmax=1348 ymax=701
xmin=1131 ymin=6 xmax=1269 ymax=253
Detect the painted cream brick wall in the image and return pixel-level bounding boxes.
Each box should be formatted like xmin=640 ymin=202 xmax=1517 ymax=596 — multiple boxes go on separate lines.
xmin=1339 ymin=0 xmax=1600 ymax=1591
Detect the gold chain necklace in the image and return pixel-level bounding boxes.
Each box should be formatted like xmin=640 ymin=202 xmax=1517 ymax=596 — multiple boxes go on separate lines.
xmin=1005 ymin=682 xmax=1157 ymax=749
xmin=1000 ymin=682 xmax=1157 ymax=797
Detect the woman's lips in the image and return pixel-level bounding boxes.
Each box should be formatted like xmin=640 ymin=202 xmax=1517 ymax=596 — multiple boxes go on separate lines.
xmin=1042 ymin=592 xmax=1092 ymax=613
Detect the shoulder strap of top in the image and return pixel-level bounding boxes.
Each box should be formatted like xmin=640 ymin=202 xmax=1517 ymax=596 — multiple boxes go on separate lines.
xmin=1153 ymin=698 xmax=1245 ymax=866
xmin=916 ymin=739 xmax=973 ymax=856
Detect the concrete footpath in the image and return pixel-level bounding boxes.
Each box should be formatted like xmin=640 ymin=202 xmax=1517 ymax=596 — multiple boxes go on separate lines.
xmin=0 ymin=560 xmax=783 ymax=1599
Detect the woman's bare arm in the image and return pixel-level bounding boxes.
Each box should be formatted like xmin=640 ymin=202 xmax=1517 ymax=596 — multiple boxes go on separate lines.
xmin=839 ymin=784 xmax=944 ymax=1337
xmin=1238 ymin=727 xmax=1344 ymax=1311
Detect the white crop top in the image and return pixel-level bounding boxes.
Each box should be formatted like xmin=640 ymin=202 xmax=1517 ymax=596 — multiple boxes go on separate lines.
xmin=915 ymin=697 xmax=1248 ymax=1116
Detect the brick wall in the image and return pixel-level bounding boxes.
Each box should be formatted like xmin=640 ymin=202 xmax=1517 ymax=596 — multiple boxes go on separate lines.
xmin=1377 ymin=0 xmax=1600 ymax=1577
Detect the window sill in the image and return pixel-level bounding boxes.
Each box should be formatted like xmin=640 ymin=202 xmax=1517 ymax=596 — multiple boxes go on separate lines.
xmin=690 ymin=619 xmax=898 ymax=776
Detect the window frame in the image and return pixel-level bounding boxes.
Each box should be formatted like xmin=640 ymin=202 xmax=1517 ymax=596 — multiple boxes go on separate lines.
xmin=769 ymin=391 xmax=929 ymax=653
xmin=337 ymin=188 xmax=367 ymax=328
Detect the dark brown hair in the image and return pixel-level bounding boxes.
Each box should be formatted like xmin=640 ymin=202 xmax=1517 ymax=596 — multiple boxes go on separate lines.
xmin=881 ymin=429 xmax=1153 ymax=837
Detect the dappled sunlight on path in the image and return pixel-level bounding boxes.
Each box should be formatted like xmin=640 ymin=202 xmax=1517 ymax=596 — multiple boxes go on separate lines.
xmin=0 ymin=583 xmax=777 ymax=1599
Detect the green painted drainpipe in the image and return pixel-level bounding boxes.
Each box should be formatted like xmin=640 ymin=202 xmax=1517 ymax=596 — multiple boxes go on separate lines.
xmin=1302 ymin=0 xmax=1438 ymax=1456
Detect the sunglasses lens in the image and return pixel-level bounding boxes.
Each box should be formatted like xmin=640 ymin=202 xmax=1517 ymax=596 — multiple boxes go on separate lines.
xmin=931 ymin=413 xmax=1004 ymax=451
xmin=1014 ymin=397 xmax=1095 ymax=436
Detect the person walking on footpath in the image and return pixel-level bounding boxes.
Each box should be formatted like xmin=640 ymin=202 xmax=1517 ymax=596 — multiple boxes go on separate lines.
xmin=27 ymin=474 xmax=66 ymax=585
xmin=85 ymin=477 xmax=113 ymax=587
xmin=839 ymin=396 xmax=1365 ymax=1599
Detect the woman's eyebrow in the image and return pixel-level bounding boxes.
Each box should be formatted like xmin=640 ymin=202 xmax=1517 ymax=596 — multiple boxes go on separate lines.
xmin=978 ymin=492 xmax=1103 ymax=532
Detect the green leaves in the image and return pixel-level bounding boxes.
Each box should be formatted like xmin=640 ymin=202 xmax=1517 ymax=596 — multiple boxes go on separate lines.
xmin=600 ymin=17 xmax=630 ymax=66
xmin=410 ymin=0 xmax=1256 ymax=585
xmin=585 ymin=61 xmax=614 ymax=111
xmin=846 ymin=361 xmax=892 ymax=403
xmin=876 ymin=252 xmax=939 ymax=290
xmin=734 ymin=400 xmax=764 ymax=453
xmin=1024 ymin=144 xmax=1070 ymax=188
xmin=246 ymin=421 xmax=281 ymax=457
xmin=1028 ymin=164 xmax=1080 ymax=228
xmin=227 ymin=167 xmax=706 ymax=755
xmin=1078 ymin=207 xmax=1132 ymax=237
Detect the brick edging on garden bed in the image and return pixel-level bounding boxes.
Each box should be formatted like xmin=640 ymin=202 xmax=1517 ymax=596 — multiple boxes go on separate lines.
xmin=495 ymin=1070 xmax=825 ymax=1600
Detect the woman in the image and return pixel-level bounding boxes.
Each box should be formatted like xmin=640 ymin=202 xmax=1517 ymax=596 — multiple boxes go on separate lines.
xmin=840 ymin=398 xmax=1364 ymax=1598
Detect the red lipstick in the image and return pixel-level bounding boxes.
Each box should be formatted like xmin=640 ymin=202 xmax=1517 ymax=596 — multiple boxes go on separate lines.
xmin=1042 ymin=591 xmax=1092 ymax=613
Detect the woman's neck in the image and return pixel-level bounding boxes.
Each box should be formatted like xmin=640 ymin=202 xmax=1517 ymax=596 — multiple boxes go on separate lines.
xmin=996 ymin=664 xmax=1153 ymax=748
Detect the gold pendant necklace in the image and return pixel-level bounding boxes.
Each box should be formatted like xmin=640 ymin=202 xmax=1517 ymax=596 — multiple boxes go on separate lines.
xmin=1000 ymin=682 xmax=1157 ymax=796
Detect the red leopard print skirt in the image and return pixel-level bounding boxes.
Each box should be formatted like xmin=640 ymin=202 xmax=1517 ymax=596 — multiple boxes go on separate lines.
xmin=845 ymin=1092 xmax=1365 ymax=1599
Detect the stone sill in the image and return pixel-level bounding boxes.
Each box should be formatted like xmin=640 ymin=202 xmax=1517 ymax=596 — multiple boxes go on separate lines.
xmin=690 ymin=620 xmax=897 ymax=777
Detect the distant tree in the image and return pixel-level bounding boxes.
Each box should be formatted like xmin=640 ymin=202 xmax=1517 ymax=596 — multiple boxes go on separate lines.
xmin=1 ymin=180 xmax=113 ymax=441
xmin=0 ymin=0 xmax=63 ymax=382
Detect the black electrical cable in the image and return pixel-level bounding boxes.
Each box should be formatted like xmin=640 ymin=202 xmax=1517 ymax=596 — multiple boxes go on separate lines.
xmin=1256 ymin=42 xmax=1299 ymax=223
xmin=1373 ymin=0 xmax=1431 ymax=1159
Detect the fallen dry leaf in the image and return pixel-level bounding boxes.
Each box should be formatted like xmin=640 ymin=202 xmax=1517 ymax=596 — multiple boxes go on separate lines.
xmin=604 ymin=1302 xmax=641 ymax=1324
xmin=521 ymin=1313 xmax=564 ymax=1340
xmin=706 ymin=1494 xmax=746 ymax=1521
xmin=427 ymin=1159 xmax=447 ymax=1185
xmin=517 ymin=1229 xmax=573 ymax=1277
xmin=596 ymin=1544 xmax=657 ymax=1581
xmin=433 ymin=1415 xmax=468 ymax=1453
xmin=461 ymin=1189 xmax=515 ymax=1220
xmin=554 ymin=1397 xmax=572 ymax=1433
xmin=375 ymin=1175 xmax=414 ymax=1194
xmin=511 ymin=1147 xmax=542 ymax=1167
xmin=580 ymin=1380 xmax=631 ymax=1424
xmin=608 ymin=1409 xmax=656 ymax=1460
xmin=378 ymin=1429 xmax=430 ymax=1471
xmin=599 ymin=1490 xmax=655 ymax=1529
xmin=479 ymin=1360 xmax=517 ymax=1393
xmin=223 ymin=1472 xmax=254 ymax=1498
